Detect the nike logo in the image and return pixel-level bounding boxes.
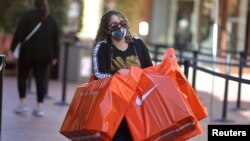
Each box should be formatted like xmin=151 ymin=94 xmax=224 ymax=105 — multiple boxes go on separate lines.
xmin=136 ymin=84 xmax=158 ymax=106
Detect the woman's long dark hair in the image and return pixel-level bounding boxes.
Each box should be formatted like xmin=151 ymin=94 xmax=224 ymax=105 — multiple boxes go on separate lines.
xmin=34 ymin=0 xmax=49 ymax=21
xmin=94 ymin=10 xmax=133 ymax=45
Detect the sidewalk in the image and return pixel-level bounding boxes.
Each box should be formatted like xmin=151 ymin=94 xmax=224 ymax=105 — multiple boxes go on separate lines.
xmin=1 ymin=75 xmax=82 ymax=141
xmin=188 ymin=67 xmax=250 ymax=140
xmin=1 ymin=67 xmax=250 ymax=141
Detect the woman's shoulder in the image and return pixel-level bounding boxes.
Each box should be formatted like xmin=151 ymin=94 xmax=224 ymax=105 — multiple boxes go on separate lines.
xmin=46 ymin=15 xmax=57 ymax=22
xmin=19 ymin=10 xmax=33 ymax=20
xmin=93 ymin=40 xmax=109 ymax=53
xmin=94 ymin=40 xmax=108 ymax=48
xmin=131 ymin=37 xmax=143 ymax=43
xmin=131 ymin=37 xmax=147 ymax=48
xmin=23 ymin=9 xmax=37 ymax=17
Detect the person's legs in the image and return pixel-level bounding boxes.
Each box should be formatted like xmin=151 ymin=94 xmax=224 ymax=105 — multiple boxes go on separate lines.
xmin=113 ymin=118 xmax=133 ymax=141
xmin=15 ymin=61 xmax=31 ymax=115
xmin=32 ymin=63 xmax=49 ymax=117
xmin=44 ymin=65 xmax=51 ymax=98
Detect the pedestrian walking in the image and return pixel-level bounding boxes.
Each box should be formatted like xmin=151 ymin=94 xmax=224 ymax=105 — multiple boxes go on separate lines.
xmin=10 ymin=0 xmax=59 ymax=117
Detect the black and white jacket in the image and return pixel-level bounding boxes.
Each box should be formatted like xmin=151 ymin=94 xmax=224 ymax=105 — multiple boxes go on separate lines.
xmin=92 ymin=38 xmax=153 ymax=79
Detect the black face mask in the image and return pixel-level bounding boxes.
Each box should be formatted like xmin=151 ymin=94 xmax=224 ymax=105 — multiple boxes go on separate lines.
xmin=111 ymin=27 xmax=127 ymax=41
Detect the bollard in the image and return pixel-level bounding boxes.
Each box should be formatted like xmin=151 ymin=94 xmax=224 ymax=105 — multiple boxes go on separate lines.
xmin=0 ymin=55 xmax=6 ymax=139
xmin=192 ymin=50 xmax=198 ymax=90
xmin=55 ymin=41 xmax=70 ymax=106
xmin=219 ymin=53 xmax=232 ymax=122
xmin=183 ymin=59 xmax=190 ymax=78
xmin=61 ymin=42 xmax=69 ymax=105
xmin=236 ymin=63 xmax=242 ymax=109
xmin=236 ymin=52 xmax=246 ymax=110
xmin=222 ymin=77 xmax=229 ymax=121
xmin=55 ymin=32 xmax=77 ymax=106
xmin=177 ymin=45 xmax=184 ymax=63
xmin=154 ymin=45 xmax=160 ymax=63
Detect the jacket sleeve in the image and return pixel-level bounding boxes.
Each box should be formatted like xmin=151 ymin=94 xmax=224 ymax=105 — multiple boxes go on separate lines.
xmin=51 ymin=18 xmax=59 ymax=60
xmin=92 ymin=41 xmax=113 ymax=79
xmin=10 ymin=13 xmax=28 ymax=52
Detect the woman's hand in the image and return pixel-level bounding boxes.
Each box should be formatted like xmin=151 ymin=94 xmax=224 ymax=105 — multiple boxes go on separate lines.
xmin=117 ymin=69 xmax=130 ymax=76
xmin=52 ymin=58 xmax=58 ymax=66
xmin=8 ymin=50 xmax=17 ymax=62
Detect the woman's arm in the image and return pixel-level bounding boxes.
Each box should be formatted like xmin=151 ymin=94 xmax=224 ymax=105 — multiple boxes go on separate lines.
xmin=92 ymin=41 xmax=113 ymax=79
xmin=10 ymin=13 xmax=28 ymax=52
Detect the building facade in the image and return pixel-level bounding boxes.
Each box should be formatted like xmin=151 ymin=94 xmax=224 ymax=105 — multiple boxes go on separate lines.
xmin=76 ymin=0 xmax=249 ymax=54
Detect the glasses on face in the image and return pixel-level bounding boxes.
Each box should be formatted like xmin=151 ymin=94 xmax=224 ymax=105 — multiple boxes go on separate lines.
xmin=108 ymin=20 xmax=127 ymax=31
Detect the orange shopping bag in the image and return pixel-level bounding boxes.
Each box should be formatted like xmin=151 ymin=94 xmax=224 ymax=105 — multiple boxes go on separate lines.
xmin=60 ymin=74 xmax=137 ymax=141
xmin=125 ymin=67 xmax=197 ymax=141
xmin=145 ymin=48 xmax=207 ymax=140
xmin=145 ymin=48 xmax=207 ymax=121
xmin=161 ymin=48 xmax=207 ymax=121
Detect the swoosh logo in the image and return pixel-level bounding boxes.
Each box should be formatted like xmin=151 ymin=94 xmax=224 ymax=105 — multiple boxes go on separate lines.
xmin=136 ymin=84 xmax=158 ymax=106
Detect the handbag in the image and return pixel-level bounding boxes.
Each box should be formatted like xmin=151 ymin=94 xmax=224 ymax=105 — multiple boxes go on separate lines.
xmin=13 ymin=22 xmax=42 ymax=59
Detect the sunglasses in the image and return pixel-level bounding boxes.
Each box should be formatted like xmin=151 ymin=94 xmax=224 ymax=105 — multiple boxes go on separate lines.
xmin=108 ymin=20 xmax=127 ymax=31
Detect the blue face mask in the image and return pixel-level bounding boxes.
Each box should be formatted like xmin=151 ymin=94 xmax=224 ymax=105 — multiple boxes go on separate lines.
xmin=111 ymin=27 xmax=127 ymax=41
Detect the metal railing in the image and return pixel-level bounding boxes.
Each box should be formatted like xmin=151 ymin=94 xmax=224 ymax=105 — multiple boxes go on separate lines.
xmin=149 ymin=44 xmax=250 ymax=122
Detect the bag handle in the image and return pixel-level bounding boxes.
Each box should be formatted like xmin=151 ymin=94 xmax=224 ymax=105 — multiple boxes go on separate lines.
xmin=24 ymin=22 xmax=42 ymax=42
